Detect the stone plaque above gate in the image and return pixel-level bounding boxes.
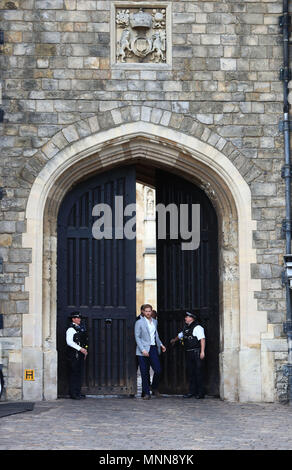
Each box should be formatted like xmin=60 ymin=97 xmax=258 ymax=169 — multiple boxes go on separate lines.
xmin=111 ymin=2 xmax=172 ymax=69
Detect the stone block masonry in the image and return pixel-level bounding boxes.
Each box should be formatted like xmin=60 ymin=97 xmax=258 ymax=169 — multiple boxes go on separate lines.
xmin=0 ymin=0 xmax=289 ymax=401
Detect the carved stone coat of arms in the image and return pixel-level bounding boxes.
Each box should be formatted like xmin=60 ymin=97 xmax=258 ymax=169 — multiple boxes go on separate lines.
xmin=116 ymin=7 xmax=167 ymax=64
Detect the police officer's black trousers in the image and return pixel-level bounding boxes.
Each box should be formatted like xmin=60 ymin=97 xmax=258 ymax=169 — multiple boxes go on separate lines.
xmin=68 ymin=351 xmax=85 ymax=398
xmin=186 ymin=349 xmax=205 ymax=397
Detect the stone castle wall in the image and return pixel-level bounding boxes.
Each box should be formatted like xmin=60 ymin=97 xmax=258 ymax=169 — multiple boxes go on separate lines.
xmin=0 ymin=0 xmax=289 ymax=400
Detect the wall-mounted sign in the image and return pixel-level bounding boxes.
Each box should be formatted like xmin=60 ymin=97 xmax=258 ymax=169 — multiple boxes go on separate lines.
xmin=24 ymin=369 xmax=35 ymax=381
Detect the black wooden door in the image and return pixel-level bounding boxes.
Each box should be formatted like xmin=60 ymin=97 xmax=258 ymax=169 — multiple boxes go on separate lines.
xmin=156 ymin=170 xmax=219 ymax=396
xmin=57 ymin=166 xmax=137 ymax=397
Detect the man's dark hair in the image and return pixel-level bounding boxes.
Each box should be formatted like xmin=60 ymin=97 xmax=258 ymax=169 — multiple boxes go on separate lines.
xmin=141 ymin=303 xmax=152 ymax=311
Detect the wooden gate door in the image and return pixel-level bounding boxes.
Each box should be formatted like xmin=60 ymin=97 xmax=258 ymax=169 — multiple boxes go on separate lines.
xmin=57 ymin=166 xmax=137 ymax=397
xmin=156 ymin=170 xmax=219 ymax=396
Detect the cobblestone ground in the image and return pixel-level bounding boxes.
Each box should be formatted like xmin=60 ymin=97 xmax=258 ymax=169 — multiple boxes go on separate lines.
xmin=0 ymin=396 xmax=292 ymax=450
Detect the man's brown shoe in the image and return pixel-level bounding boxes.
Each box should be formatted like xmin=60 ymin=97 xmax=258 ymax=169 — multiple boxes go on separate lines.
xmin=142 ymin=394 xmax=151 ymax=400
xmin=152 ymin=390 xmax=161 ymax=398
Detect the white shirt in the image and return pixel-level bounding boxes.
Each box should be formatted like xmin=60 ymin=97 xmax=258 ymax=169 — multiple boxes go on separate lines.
xmin=145 ymin=318 xmax=156 ymax=345
xmin=66 ymin=327 xmax=81 ymax=351
xmin=178 ymin=325 xmax=205 ymax=341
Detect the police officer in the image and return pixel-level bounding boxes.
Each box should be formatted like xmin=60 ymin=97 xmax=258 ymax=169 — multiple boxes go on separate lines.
xmin=171 ymin=311 xmax=205 ymax=399
xmin=66 ymin=312 xmax=88 ymax=400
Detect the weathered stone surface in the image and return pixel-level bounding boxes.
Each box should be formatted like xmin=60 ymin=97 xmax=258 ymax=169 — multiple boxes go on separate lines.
xmin=0 ymin=235 xmax=13 ymax=247
xmin=0 ymin=0 xmax=288 ymax=403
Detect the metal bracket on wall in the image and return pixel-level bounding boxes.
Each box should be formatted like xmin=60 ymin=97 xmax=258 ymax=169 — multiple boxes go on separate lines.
xmin=279 ymin=67 xmax=292 ymax=81
xmin=283 ymin=320 xmax=292 ymax=334
xmin=281 ymin=164 xmax=292 ymax=178
xmin=279 ymin=120 xmax=292 ymax=132
xmin=279 ymin=14 xmax=291 ymax=32
xmin=281 ymin=219 xmax=292 ymax=239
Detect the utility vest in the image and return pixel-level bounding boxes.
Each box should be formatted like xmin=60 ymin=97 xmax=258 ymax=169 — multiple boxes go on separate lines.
xmin=182 ymin=322 xmax=201 ymax=351
xmin=67 ymin=322 xmax=88 ymax=358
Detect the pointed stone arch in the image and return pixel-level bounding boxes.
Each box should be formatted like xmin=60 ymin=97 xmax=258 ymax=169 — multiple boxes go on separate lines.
xmin=20 ymin=105 xmax=262 ymax=187
xmin=20 ymin=109 xmax=272 ymax=403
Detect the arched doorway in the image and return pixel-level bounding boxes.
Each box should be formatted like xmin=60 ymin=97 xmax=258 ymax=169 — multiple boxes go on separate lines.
xmin=56 ymin=163 xmax=219 ymax=397
xmin=22 ymin=120 xmax=267 ymax=402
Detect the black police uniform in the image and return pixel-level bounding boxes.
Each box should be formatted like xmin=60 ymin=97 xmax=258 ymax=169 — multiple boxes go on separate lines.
xmin=66 ymin=318 xmax=88 ymax=399
xmin=182 ymin=320 xmax=205 ymax=398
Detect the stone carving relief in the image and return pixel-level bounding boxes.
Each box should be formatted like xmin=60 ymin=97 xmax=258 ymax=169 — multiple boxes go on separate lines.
xmin=146 ymin=188 xmax=155 ymax=217
xmin=221 ymin=217 xmax=239 ymax=282
xmin=116 ymin=7 xmax=167 ymax=64
xmin=199 ymin=181 xmax=217 ymax=202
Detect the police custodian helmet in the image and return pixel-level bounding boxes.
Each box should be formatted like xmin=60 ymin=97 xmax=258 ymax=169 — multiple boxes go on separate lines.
xmin=70 ymin=312 xmax=82 ymax=319
xmin=185 ymin=311 xmax=196 ymax=319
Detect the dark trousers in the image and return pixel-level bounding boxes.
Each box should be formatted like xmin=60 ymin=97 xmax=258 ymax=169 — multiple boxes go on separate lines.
xmin=138 ymin=345 xmax=161 ymax=395
xmin=68 ymin=351 xmax=85 ymax=398
xmin=186 ymin=349 xmax=205 ymax=397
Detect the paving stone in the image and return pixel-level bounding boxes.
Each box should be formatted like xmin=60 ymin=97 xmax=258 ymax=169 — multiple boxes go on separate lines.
xmin=0 ymin=397 xmax=292 ymax=450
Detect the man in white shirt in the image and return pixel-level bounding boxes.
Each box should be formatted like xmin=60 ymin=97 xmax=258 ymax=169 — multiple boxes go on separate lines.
xmin=171 ymin=311 xmax=205 ymax=399
xmin=135 ymin=304 xmax=166 ymax=400
xmin=66 ymin=312 xmax=88 ymax=399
